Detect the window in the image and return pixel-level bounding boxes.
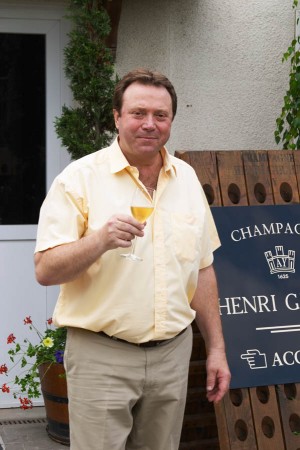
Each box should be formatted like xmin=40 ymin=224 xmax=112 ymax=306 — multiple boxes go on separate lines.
xmin=0 ymin=33 xmax=46 ymax=225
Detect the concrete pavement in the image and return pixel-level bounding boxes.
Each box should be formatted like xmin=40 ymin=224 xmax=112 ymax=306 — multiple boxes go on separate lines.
xmin=0 ymin=407 xmax=68 ymax=450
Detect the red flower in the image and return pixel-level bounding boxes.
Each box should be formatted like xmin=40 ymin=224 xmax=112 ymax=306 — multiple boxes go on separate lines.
xmin=47 ymin=317 xmax=53 ymax=325
xmin=7 ymin=333 xmax=16 ymax=344
xmin=0 ymin=364 xmax=8 ymax=375
xmin=1 ymin=383 xmax=10 ymax=393
xmin=24 ymin=316 xmax=32 ymax=325
xmin=19 ymin=397 xmax=33 ymax=410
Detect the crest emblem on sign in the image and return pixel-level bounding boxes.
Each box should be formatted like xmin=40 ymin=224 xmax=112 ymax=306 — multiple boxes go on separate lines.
xmin=264 ymin=246 xmax=295 ymax=275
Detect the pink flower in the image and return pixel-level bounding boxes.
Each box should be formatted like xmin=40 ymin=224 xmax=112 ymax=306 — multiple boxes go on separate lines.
xmin=7 ymin=333 xmax=16 ymax=344
xmin=1 ymin=383 xmax=10 ymax=393
xmin=19 ymin=397 xmax=33 ymax=409
xmin=0 ymin=364 xmax=8 ymax=375
xmin=24 ymin=316 xmax=32 ymax=325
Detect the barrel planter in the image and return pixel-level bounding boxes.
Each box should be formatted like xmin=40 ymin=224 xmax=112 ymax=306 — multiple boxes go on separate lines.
xmin=38 ymin=362 xmax=70 ymax=445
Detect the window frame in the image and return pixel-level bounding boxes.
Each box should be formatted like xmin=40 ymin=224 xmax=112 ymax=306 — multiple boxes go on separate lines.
xmin=0 ymin=16 xmax=68 ymax=240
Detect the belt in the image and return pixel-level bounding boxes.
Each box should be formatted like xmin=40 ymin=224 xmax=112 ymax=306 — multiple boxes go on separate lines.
xmin=97 ymin=327 xmax=187 ymax=348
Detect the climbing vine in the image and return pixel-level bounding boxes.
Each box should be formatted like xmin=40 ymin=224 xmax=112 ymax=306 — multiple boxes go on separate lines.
xmin=275 ymin=0 xmax=300 ymax=149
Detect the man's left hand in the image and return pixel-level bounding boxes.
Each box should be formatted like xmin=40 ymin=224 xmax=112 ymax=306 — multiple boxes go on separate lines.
xmin=205 ymin=348 xmax=231 ymax=403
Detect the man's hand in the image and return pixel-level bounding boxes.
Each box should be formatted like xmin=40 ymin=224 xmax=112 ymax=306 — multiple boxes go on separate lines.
xmin=206 ymin=348 xmax=231 ymax=403
xmin=100 ymin=214 xmax=145 ymax=251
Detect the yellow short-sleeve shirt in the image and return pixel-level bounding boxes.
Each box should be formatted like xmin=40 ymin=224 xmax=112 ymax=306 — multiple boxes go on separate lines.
xmin=35 ymin=138 xmax=220 ymax=343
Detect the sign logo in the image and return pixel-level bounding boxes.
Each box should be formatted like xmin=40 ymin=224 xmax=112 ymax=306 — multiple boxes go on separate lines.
xmin=264 ymin=245 xmax=295 ymax=277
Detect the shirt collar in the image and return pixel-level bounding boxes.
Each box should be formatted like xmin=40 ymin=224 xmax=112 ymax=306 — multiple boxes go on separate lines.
xmin=160 ymin=146 xmax=177 ymax=177
xmin=108 ymin=136 xmax=177 ymax=177
xmin=109 ymin=137 xmax=131 ymax=173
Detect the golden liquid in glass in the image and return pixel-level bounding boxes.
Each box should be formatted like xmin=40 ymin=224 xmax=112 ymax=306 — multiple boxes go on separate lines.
xmin=131 ymin=206 xmax=154 ymax=223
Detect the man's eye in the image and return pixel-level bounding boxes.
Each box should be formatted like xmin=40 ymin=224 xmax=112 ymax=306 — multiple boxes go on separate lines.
xmin=156 ymin=113 xmax=167 ymax=120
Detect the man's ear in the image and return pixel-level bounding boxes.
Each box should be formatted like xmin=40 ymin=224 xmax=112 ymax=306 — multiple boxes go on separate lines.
xmin=113 ymin=109 xmax=119 ymax=129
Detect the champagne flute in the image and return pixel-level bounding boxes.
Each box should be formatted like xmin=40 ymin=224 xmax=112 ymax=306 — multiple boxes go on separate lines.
xmin=120 ymin=186 xmax=155 ymax=261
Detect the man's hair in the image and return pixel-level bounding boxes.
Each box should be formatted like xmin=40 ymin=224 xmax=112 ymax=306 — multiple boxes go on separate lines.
xmin=113 ymin=68 xmax=177 ymax=119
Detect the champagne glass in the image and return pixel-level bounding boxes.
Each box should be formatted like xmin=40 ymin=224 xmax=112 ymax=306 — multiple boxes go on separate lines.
xmin=120 ymin=186 xmax=155 ymax=261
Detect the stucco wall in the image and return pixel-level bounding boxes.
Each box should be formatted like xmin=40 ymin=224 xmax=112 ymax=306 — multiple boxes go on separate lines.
xmin=116 ymin=0 xmax=295 ymax=153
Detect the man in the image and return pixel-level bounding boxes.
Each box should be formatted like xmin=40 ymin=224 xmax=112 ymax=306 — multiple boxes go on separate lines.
xmin=35 ymin=68 xmax=230 ymax=450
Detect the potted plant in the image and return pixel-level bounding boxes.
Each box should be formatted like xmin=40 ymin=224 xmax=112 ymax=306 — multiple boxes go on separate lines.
xmin=0 ymin=316 xmax=69 ymax=445
xmin=54 ymin=0 xmax=118 ymax=160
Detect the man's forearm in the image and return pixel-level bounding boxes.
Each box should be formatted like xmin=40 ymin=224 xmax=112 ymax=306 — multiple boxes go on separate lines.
xmin=34 ymin=231 xmax=106 ymax=286
xmin=191 ymin=264 xmax=231 ymax=402
xmin=190 ymin=264 xmax=225 ymax=352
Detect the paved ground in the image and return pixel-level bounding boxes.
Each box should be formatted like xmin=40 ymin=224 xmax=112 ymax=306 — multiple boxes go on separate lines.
xmin=0 ymin=407 xmax=68 ymax=450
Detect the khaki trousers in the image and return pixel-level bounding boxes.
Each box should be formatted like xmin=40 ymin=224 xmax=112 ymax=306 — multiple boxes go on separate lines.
xmin=64 ymin=325 xmax=193 ymax=450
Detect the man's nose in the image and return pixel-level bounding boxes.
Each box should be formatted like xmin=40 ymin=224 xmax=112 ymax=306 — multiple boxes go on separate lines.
xmin=142 ymin=115 xmax=155 ymax=129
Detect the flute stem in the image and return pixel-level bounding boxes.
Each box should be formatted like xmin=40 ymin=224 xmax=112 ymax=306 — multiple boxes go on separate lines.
xmin=130 ymin=237 xmax=137 ymax=255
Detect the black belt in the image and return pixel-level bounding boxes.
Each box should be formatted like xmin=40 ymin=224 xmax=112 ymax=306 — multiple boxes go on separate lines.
xmin=97 ymin=327 xmax=187 ymax=348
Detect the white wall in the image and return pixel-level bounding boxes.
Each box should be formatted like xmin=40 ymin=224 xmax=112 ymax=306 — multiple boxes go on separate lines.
xmin=116 ymin=0 xmax=295 ymax=153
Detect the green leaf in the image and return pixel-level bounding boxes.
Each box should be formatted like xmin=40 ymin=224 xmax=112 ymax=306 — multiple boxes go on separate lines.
xmin=293 ymin=117 xmax=300 ymax=128
xmin=287 ymin=112 xmax=293 ymax=125
xmin=21 ymin=357 xmax=27 ymax=368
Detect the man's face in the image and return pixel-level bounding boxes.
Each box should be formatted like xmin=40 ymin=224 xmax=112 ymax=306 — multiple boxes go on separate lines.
xmin=113 ymin=82 xmax=173 ymax=163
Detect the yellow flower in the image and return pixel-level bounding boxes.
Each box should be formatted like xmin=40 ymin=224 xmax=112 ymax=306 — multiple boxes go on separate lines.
xmin=42 ymin=337 xmax=54 ymax=348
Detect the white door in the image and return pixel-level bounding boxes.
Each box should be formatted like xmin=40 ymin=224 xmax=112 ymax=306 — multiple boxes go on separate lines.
xmin=0 ymin=4 xmax=71 ymax=407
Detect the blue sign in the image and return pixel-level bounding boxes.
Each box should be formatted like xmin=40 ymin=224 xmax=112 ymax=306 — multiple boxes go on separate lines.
xmin=211 ymin=204 xmax=300 ymax=388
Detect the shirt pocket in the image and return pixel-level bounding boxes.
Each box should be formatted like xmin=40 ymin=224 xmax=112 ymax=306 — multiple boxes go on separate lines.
xmin=172 ymin=213 xmax=202 ymax=262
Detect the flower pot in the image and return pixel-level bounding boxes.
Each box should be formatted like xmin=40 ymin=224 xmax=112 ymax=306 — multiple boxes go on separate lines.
xmin=38 ymin=362 xmax=70 ymax=445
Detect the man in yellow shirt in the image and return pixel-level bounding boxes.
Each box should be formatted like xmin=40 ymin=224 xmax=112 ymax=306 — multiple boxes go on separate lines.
xmin=35 ymin=68 xmax=230 ymax=450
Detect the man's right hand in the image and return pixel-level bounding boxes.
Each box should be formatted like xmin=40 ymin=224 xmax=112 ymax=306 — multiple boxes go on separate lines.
xmin=99 ymin=214 xmax=146 ymax=251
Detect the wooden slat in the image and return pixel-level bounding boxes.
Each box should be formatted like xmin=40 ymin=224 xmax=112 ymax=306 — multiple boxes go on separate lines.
xmin=214 ymin=150 xmax=257 ymax=449
xmin=175 ymin=150 xmax=192 ymax=166
xmin=190 ymin=332 xmax=208 ymax=361
xmin=179 ymin=438 xmax=220 ymax=450
xmin=244 ymin=153 xmax=286 ymax=449
xmin=184 ymin=388 xmax=214 ymax=416
xmin=249 ymin=386 xmax=285 ymax=449
xmin=243 ymin=151 xmax=287 ymax=449
xmin=181 ymin=412 xmax=219 ymax=442
xmin=221 ymin=389 xmax=258 ymax=450
xmin=267 ymin=151 xmax=300 ymax=204
xmin=175 ymin=151 xmax=221 ymax=206
xmin=242 ymin=151 xmax=274 ymax=205
xmin=214 ymin=401 xmax=231 ymax=450
xmin=277 ymin=383 xmax=300 ymax=450
xmin=190 ymin=151 xmax=221 ymax=206
xmin=216 ymin=151 xmax=248 ymax=206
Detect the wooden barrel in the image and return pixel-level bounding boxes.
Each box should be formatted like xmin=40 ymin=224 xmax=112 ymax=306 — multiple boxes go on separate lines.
xmin=38 ymin=362 xmax=70 ymax=445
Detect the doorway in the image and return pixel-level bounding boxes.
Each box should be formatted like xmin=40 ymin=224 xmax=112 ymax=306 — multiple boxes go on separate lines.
xmin=0 ymin=10 xmax=70 ymax=408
